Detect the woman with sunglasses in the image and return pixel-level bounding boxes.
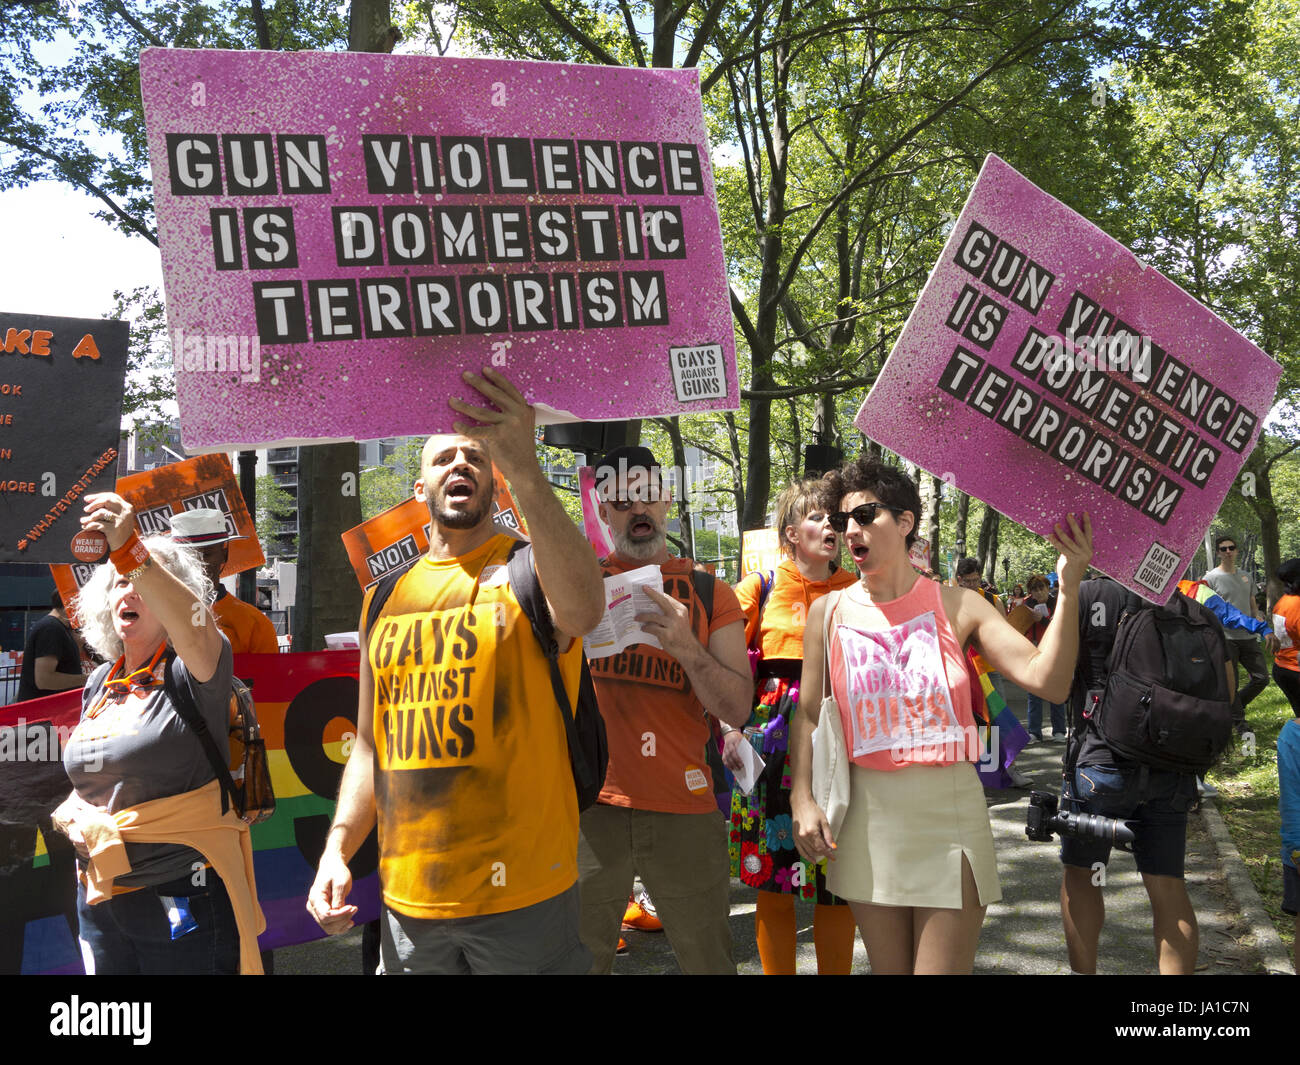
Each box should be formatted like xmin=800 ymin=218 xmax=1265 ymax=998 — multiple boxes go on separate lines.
xmin=53 ymin=491 xmax=262 ymax=974
xmin=722 ymin=478 xmax=858 ymax=974
xmin=789 ymin=458 xmax=1091 ymax=974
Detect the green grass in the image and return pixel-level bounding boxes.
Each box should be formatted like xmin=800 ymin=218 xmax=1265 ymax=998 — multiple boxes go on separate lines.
xmin=1206 ymin=685 xmax=1297 ymax=957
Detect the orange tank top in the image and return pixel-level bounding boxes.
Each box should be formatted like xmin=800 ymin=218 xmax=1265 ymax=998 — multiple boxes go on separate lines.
xmin=827 ymin=575 xmax=980 ymax=770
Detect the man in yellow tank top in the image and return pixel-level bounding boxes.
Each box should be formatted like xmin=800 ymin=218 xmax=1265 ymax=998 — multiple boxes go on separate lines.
xmin=305 ymin=369 xmax=605 ymax=974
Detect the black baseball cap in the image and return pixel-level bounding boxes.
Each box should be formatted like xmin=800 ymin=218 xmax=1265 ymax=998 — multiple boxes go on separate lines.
xmin=593 ymin=445 xmax=664 ymax=501
xmin=593 ymin=445 xmax=661 ymax=476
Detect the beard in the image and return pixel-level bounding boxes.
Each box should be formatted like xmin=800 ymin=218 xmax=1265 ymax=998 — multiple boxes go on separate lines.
xmin=612 ymin=513 xmax=666 ymax=560
xmin=428 ymin=484 xmax=493 ymax=530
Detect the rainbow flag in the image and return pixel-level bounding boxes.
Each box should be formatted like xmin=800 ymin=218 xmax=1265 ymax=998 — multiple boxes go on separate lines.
xmin=0 ymin=651 xmax=379 ymax=974
xmin=966 ymin=648 xmax=1031 ymax=789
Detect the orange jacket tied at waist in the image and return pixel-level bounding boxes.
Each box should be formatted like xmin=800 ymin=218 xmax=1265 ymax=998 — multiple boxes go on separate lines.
xmin=52 ymin=779 xmax=265 ymax=975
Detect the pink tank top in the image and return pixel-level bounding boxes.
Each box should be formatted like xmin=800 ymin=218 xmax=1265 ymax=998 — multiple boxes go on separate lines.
xmin=827 ymin=576 xmax=980 ymax=770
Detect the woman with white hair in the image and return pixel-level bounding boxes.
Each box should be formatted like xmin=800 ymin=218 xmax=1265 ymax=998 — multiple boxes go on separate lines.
xmin=54 ymin=491 xmax=262 ymax=974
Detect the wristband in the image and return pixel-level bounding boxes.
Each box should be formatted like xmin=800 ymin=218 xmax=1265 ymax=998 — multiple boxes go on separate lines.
xmin=109 ymin=531 xmax=150 ymax=576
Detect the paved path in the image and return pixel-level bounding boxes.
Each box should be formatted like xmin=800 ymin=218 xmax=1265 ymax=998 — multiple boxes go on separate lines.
xmin=277 ymin=685 xmax=1270 ymax=974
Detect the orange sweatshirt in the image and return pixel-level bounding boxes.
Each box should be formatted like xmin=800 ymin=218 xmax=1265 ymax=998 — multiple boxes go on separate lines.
xmin=53 ymin=780 xmax=265 ymax=975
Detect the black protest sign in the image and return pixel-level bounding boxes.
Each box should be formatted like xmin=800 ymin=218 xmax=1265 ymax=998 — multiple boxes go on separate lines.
xmin=0 ymin=313 xmax=128 ymax=563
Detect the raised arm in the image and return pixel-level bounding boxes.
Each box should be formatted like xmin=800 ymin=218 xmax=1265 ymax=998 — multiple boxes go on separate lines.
xmin=81 ymin=492 xmax=223 ymax=682
xmin=33 ymin=655 xmax=86 ymax=691
xmin=307 ymin=602 xmax=379 ymax=935
xmin=451 ymin=367 xmax=604 ymax=640
xmin=789 ymin=595 xmax=836 ymax=862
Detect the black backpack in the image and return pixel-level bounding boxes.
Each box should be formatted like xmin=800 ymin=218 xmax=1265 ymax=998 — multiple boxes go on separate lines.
xmin=365 ymin=540 xmax=608 ymax=810
xmin=1085 ymin=592 xmax=1233 ymax=773
xmin=163 ymin=653 xmax=276 ymax=824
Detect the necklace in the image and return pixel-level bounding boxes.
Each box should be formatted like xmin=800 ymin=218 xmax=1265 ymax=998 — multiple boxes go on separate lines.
xmin=86 ymin=642 xmax=167 ymax=718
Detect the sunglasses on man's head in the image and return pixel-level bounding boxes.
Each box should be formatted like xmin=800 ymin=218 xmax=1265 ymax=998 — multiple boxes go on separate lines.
xmin=827 ymin=502 xmax=904 ymax=533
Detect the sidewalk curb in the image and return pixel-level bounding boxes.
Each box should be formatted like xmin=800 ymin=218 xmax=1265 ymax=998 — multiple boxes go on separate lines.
xmin=1198 ymin=798 xmax=1294 ymax=975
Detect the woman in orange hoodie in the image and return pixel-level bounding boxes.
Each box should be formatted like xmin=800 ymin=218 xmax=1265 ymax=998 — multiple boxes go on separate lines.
xmin=54 ymin=491 xmax=261 ymax=974
xmin=723 ymin=478 xmax=858 ymax=974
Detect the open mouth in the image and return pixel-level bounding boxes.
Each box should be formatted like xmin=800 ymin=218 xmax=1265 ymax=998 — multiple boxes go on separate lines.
xmin=118 ymin=608 xmax=139 ymax=623
xmin=444 ymin=477 xmax=476 ymax=501
xmin=822 ymin=533 xmax=837 ymax=549
xmin=849 ymin=543 xmax=869 ymax=564
xmin=630 ymin=516 xmax=655 ymax=537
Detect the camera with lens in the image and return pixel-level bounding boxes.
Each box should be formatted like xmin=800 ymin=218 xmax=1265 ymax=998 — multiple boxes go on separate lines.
xmin=1024 ymin=789 xmax=1135 ymax=848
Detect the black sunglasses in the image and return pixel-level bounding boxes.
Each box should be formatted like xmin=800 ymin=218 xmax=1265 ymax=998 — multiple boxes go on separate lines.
xmin=827 ymin=503 xmax=904 ymax=533
xmin=1219 ymin=545 xmax=1237 ymax=552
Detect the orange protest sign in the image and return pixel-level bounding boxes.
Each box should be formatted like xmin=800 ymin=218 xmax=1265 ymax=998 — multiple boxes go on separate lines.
xmin=341 ymin=466 xmax=527 ymax=589
xmin=1005 ymin=603 xmax=1038 ymax=635
xmin=740 ymin=528 xmax=782 ymax=578
xmin=51 ymin=453 xmax=264 ymax=616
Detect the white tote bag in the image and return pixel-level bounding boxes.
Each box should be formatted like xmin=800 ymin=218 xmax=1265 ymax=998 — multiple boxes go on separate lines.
xmin=811 ymin=589 xmax=850 ymax=839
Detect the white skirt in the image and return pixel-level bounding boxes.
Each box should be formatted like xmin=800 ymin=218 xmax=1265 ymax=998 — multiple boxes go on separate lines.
xmin=825 ymin=761 xmax=1001 ymax=908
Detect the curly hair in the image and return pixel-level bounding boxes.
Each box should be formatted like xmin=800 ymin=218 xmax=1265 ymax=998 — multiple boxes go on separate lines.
xmin=73 ymin=536 xmax=214 ymax=662
xmin=819 ymin=458 xmax=922 ymax=549
xmin=773 ymin=477 xmax=826 ymax=558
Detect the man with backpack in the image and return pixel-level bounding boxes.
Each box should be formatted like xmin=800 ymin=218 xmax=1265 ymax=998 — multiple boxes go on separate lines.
xmin=579 ymin=445 xmax=752 ymax=973
xmin=306 ymin=368 xmax=605 ymax=974
xmin=1058 ymin=575 xmax=1236 ymax=974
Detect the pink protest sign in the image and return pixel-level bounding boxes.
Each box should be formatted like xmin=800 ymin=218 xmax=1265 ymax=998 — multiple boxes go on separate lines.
xmin=856 ymin=155 xmax=1281 ymax=603
xmin=578 ymin=466 xmax=616 ymax=556
xmin=139 ymin=49 xmax=738 ymax=451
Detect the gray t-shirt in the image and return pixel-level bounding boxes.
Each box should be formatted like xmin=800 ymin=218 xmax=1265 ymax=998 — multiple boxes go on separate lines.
xmin=64 ymin=638 xmax=233 ymax=887
xmin=1203 ymin=566 xmax=1257 ymax=641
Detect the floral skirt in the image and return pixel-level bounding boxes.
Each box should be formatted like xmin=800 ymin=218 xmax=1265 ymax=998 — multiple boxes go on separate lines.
xmin=727 ymin=674 xmax=845 ymax=904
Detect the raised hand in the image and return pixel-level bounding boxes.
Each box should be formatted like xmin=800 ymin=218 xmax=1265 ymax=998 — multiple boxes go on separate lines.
xmin=1049 ymin=512 xmax=1093 ymax=592
xmin=449 ymin=367 xmax=538 ymax=481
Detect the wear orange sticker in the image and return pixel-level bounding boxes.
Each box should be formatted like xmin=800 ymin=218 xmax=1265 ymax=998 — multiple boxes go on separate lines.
xmin=50 ymin=452 xmax=264 ymax=621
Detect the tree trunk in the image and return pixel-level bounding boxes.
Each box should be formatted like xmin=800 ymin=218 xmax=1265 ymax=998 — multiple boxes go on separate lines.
xmin=740 ymin=1 xmax=793 ymax=531
xmin=237 ymin=450 xmax=258 ymax=603
xmin=955 ymin=492 xmax=971 ymax=559
xmin=928 ymin=474 xmax=942 ymax=572
xmin=294 ymin=443 xmax=364 ymax=651
xmin=723 ymin=411 xmax=745 ymax=525
xmin=660 ymin=416 xmax=695 ymax=558
xmin=983 ymin=513 xmax=1002 ymax=588
xmin=786 ymin=396 xmax=802 ymax=476
xmin=1249 ymin=450 xmax=1282 ymax=607
xmin=915 ymin=469 xmax=939 ymax=572
xmin=293 ymin=0 xmax=394 ymax=651
xmin=975 ymin=504 xmax=1000 ymax=579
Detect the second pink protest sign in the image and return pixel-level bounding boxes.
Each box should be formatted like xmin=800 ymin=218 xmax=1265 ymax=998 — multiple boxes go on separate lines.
xmin=857 ymin=155 xmax=1280 ymax=603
